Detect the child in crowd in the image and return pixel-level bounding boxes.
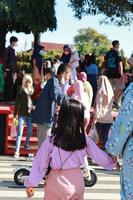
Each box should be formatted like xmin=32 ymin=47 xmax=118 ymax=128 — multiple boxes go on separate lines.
xmin=25 ymin=99 xmax=116 ymax=199
xmin=52 ymin=59 xmax=60 ymax=75
xmin=13 ymin=74 xmax=34 ymax=158
xmin=40 ymin=68 xmax=53 ymax=90
xmin=60 ymin=67 xmax=72 ymax=95
xmin=68 ymin=46 xmax=80 ymax=83
xmin=95 ymin=75 xmax=114 ymax=149
xmin=67 ymin=80 xmax=90 ymax=131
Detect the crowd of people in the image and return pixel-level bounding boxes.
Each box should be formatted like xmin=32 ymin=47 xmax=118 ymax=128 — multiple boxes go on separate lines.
xmin=1 ymin=36 xmax=133 ymax=200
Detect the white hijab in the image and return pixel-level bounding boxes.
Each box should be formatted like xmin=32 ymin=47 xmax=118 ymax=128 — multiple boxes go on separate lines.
xmin=97 ymin=75 xmax=114 ymax=106
xmin=22 ymin=74 xmax=34 ymax=113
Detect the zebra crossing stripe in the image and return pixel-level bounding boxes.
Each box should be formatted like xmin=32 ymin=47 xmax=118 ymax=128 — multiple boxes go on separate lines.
xmin=0 ymin=168 xmax=14 ymax=172
xmin=0 ymin=172 xmax=120 ymax=180
xmin=0 ymin=162 xmax=31 ymax=166
xmin=0 ymin=158 xmax=120 ymax=200
xmin=84 ymin=192 xmax=120 ymax=200
xmin=0 ymin=190 xmax=120 ymax=199
xmin=0 ymin=191 xmax=43 ymax=198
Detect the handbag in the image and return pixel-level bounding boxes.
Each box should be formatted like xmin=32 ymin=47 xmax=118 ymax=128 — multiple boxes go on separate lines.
xmin=10 ymin=125 xmax=17 ymax=137
xmin=89 ymin=125 xmax=99 ymax=144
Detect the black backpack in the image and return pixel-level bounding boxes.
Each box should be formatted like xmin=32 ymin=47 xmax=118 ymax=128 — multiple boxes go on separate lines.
xmin=105 ymin=49 xmax=121 ymax=79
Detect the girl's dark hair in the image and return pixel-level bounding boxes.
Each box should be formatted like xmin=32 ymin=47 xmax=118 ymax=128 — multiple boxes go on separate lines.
xmin=52 ymin=99 xmax=86 ymax=151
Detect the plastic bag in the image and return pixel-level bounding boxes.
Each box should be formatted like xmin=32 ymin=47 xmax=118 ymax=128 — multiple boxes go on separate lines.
xmin=89 ymin=125 xmax=99 ymax=144
xmin=10 ymin=126 xmax=17 ymax=137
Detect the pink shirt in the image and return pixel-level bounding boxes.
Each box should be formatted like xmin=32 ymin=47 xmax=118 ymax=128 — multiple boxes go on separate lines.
xmin=25 ymin=136 xmax=115 ymax=188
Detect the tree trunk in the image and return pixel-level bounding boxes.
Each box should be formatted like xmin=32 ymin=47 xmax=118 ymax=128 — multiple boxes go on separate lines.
xmin=0 ymin=29 xmax=7 ymax=64
xmin=33 ymin=32 xmax=41 ymax=49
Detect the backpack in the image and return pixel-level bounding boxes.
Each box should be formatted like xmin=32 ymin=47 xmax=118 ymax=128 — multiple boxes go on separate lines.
xmin=105 ymin=50 xmax=122 ymax=79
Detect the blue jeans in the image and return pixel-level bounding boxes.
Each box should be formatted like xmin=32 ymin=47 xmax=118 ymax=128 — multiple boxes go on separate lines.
xmin=15 ymin=116 xmax=32 ymax=153
xmin=96 ymin=123 xmax=112 ymax=148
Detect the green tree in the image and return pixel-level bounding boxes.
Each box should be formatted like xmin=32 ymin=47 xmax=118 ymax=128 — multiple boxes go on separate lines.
xmin=16 ymin=52 xmax=32 ymax=73
xmin=74 ymin=27 xmax=111 ymax=55
xmin=69 ymin=0 xmax=133 ymax=26
xmin=17 ymin=0 xmax=57 ymax=48
xmin=0 ymin=0 xmax=56 ymax=59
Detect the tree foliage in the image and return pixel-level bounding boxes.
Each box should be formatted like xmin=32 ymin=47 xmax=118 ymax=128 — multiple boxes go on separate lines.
xmin=74 ymin=27 xmax=111 ymax=55
xmin=0 ymin=0 xmax=57 ymax=33
xmin=69 ymin=0 xmax=133 ymax=26
xmin=0 ymin=0 xmax=57 ymax=57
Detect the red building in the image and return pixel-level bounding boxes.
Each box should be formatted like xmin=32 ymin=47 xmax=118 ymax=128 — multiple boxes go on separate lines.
xmin=40 ymin=42 xmax=65 ymax=51
xmin=32 ymin=42 xmax=68 ymax=51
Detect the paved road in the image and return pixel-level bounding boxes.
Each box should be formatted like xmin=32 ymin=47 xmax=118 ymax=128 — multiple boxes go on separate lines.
xmin=0 ymin=156 xmax=120 ymax=200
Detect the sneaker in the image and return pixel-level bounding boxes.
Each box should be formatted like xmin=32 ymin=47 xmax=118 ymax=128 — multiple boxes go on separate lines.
xmin=24 ymin=144 xmax=30 ymax=150
xmin=13 ymin=152 xmax=19 ymax=159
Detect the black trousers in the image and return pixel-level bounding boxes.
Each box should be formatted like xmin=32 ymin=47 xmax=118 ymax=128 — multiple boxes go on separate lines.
xmin=4 ymin=71 xmax=15 ymax=102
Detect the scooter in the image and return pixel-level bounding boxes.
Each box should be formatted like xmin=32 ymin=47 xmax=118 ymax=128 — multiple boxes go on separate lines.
xmin=82 ymin=165 xmax=97 ymax=187
xmin=14 ymin=166 xmax=30 ymax=186
xmin=14 ymin=156 xmax=97 ymax=187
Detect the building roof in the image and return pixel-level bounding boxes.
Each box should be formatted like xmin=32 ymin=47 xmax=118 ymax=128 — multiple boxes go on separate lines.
xmin=41 ymin=42 xmax=66 ymax=51
xmin=31 ymin=42 xmax=68 ymax=51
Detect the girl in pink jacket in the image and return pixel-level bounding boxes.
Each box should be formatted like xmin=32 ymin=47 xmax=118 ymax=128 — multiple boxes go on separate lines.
xmin=25 ymin=99 xmax=116 ymax=200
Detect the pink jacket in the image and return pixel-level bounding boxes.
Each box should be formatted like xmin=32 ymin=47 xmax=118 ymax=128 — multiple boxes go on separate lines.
xmin=25 ymin=136 xmax=116 ymax=188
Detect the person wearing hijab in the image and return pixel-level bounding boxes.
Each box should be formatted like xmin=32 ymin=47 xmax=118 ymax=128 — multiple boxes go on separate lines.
xmin=32 ymin=45 xmax=45 ymax=84
xmin=13 ymin=74 xmax=34 ymax=158
xmin=67 ymin=80 xmax=90 ymax=133
xmin=78 ymin=72 xmax=93 ymax=110
xmin=60 ymin=45 xmax=71 ymax=64
xmin=106 ymin=82 xmax=133 ymax=200
xmin=95 ymin=75 xmax=114 ymax=149
xmin=68 ymin=46 xmax=80 ymax=83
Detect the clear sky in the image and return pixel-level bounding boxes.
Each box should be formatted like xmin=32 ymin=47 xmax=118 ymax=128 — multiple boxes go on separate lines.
xmin=6 ymin=0 xmax=133 ymax=57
